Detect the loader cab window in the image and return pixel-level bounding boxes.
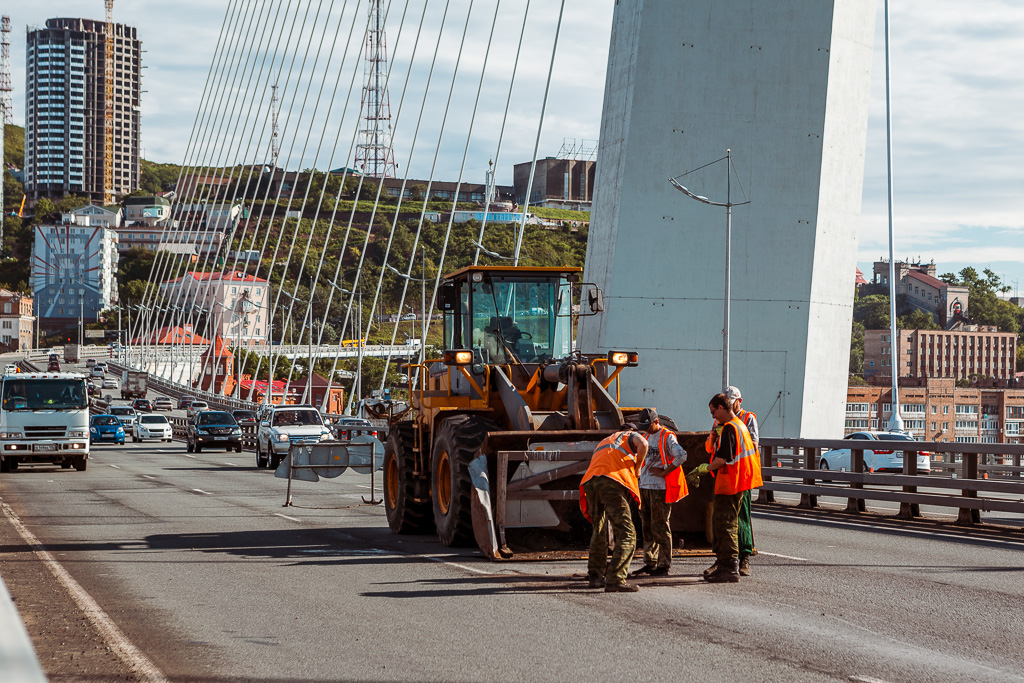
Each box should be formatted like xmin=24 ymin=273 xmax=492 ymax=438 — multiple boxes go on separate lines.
xmin=467 ymin=275 xmax=573 ymax=364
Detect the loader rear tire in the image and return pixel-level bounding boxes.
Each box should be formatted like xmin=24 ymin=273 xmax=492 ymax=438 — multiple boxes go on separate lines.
xmin=431 ymin=414 xmax=497 ymax=547
xmin=384 ymin=422 xmax=433 ymax=534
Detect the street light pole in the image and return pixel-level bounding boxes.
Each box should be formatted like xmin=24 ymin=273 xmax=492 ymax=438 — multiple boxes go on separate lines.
xmin=669 ymin=150 xmax=750 ymax=390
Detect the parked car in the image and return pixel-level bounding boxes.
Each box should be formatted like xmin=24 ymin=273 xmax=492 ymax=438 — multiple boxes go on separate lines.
xmin=108 ymin=406 xmax=139 ymax=430
xmin=86 ymin=358 xmax=97 ymax=368
xmin=133 ymin=414 xmax=173 ymax=443
xmin=178 ymin=395 xmax=196 ymax=410
xmin=256 ymin=405 xmax=331 ymax=469
xmin=102 ymin=377 xmax=119 ymax=389
xmin=131 ymin=398 xmax=154 ymax=413
xmin=47 ymin=359 xmax=61 ymax=371
xmin=89 ymin=414 xmax=125 ymax=445
xmin=187 ymin=400 xmax=209 ymax=419
xmin=187 ymin=411 xmax=242 ymax=453
xmin=820 ymin=431 xmax=931 ymax=473
xmin=153 ymin=396 xmax=174 ymax=411
xmin=332 ymin=417 xmax=378 ymax=441
xmin=231 ymin=410 xmax=258 ymax=427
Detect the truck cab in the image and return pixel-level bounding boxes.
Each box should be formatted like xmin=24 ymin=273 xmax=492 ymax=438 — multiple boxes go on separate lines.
xmin=0 ymin=372 xmax=90 ymax=472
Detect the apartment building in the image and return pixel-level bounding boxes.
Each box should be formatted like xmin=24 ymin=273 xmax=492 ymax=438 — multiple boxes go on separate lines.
xmin=159 ymin=271 xmax=269 ymax=346
xmin=0 ymin=290 xmax=35 ymax=351
xmin=864 ymin=328 xmax=1017 ymax=382
xmin=25 ymin=17 xmax=141 ymax=202
xmin=32 ymin=223 xmax=119 ymax=334
xmin=846 ymin=378 xmax=1024 ymax=444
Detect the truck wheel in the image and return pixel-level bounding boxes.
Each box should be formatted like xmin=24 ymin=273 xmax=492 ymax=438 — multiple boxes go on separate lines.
xmin=73 ymin=456 xmax=87 ymax=472
xmin=8 ymin=458 xmax=18 ymax=471
xmin=256 ymin=441 xmax=268 ymax=468
xmin=384 ymin=421 xmax=433 ymax=535
xmin=431 ymin=415 xmax=497 ymax=547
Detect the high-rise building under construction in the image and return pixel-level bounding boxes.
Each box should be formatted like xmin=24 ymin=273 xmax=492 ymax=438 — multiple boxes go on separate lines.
xmin=24 ymin=17 xmax=141 ymax=203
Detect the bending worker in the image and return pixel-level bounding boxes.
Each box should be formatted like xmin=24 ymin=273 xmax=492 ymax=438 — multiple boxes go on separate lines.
xmin=580 ymin=423 xmax=649 ymax=592
xmin=632 ymin=408 xmax=688 ymax=577
xmin=705 ymin=393 xmax=762 ymax=583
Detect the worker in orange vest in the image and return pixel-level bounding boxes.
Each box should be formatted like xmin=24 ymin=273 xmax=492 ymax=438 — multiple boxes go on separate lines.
xmin=705 ymin=392 xmax=762 ymax=583
xmin=580 ymin=424 xmax=649 ymax=592
xmin=631 ymin=407 xmax=689 ymax=578
xmin=704 ymin=385 xmax=760 ymax=577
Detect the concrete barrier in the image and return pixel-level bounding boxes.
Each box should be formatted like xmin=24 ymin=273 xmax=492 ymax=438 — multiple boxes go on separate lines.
xmin=0 ymin=576 xmax=47 ymax=683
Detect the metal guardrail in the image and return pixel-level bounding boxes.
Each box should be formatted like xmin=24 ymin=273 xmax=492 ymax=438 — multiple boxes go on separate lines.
xmin=757 ymin=437 xmax=1024 ymax=524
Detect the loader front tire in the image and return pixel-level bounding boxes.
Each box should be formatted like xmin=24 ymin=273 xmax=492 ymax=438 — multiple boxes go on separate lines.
xmin=431 ymin=414 xmax=496 ymax=547
xmin=384 ymin=422 xmax=433 ymax=534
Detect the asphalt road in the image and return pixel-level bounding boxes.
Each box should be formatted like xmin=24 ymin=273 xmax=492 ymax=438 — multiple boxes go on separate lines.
xmin=1 ymin=434 xmax=1023 ymax=683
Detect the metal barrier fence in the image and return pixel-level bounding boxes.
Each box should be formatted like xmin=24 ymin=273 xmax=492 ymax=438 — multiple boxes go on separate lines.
xmin=757 ymin=437 xmax=1024 ymax=525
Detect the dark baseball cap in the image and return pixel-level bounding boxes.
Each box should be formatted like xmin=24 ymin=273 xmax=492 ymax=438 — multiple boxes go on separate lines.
xmin=621 ymin=422 xmax=638 ymax=432
xmin=639 ymin=407 xmax=659 ymax=426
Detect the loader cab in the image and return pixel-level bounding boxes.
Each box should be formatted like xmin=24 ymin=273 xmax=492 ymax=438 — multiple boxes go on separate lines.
xmin=439 ymin=266 xmax=578 ymax=367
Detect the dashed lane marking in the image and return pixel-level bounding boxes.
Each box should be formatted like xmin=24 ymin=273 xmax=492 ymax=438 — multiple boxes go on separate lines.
xmin=142 ymin=475 xmax=156 ymax=480
xmin=424 ymin=555 xmax=492 ymax=576
xmin=757 ymin=551 xmax=810 ymax=562
xmin=183 ymin=454 xmax=196 ymax=459
xmin=274 ymin=513 xmax=300 ymax=522
xmin=223 ymin=462 xmax=237 ymax=467
xmin=0 ymin=501 xmax=170 ymax=683
xmin=191 ymin=489 xmax=211 ymax=495
xmin=108 ymin=464 xmax=120 ymax=469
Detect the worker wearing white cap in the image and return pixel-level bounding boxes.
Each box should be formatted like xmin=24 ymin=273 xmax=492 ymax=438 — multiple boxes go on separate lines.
xmin=724 ymin=385 xmax=758 ymax=576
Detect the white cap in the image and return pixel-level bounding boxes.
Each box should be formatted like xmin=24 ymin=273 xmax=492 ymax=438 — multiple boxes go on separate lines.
xmin=724 ymin=385 xmax=742 ymax=402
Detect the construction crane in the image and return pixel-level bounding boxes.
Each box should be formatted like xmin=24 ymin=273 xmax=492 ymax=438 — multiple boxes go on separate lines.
xmin=103 ymin=0 xmax=114 ymax=205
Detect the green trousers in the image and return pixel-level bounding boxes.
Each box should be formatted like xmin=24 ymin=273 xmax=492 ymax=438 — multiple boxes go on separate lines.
xmin=584 ymin=477 xmax=637 ymax=584
xmin=711 ymin=492 xmax=745 ymax=563
xmin=639 ymin=488 xmax=673 ymax=568
xmin=738 ymin=489 xmax=755 ymax=558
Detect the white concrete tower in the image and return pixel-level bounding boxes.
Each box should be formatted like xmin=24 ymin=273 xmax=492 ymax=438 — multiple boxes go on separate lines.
xmin=579 ymin=0 xmax=877 ymax=437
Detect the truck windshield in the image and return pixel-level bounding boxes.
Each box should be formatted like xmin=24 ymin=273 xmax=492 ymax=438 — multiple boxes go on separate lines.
xmin=2 ymin=379 xmax=88 ymax=411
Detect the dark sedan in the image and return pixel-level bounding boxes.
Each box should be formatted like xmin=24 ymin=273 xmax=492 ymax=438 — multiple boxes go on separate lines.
xmin=89 ymin=414 xmax=125 ymax=445
xmin=187 ymin=411 xmax=243 ymax=453
xmin=231 ymin=410 xmax=258 ymax=427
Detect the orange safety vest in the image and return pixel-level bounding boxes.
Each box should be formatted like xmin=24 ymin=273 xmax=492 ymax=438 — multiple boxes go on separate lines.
xmin=579 ymin=431 xmax=644 ymax=521
xmin=712 ymin=417 xmax=763 ymax=495
xmin=648 ymin=427 xmax=688 ymax=504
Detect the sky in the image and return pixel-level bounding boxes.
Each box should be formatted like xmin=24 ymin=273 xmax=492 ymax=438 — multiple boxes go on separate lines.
xmin=6 ymin=1 xmax=1024 ymax=296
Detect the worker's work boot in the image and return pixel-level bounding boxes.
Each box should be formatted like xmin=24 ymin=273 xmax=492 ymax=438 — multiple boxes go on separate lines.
xmin=703 ymin=560 xmax=721 ymax=577
xmin=587 ymin=573 xmax=606 ymax=589
xmin=704 ymin=560 xmax=740 ymax=583
xmin=604 ymin=581 xmax=640 ymax=593
xmin=738 ymin=555 xmax=751 ymax=577
xmin=649 ymin=566 xmax=669 ymax=577
xmin=630 ymin=565 xmax=655 ymax=577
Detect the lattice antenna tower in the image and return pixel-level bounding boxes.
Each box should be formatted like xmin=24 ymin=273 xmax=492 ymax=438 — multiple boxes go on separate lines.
xmin=1 ymin=15 xmax=11 ymax=253
xmin=103 ymin=0 xmax=115 ymax=205
xmin=354 ymin=0 xmax=397 ymax=178
xmin=269 ymin=83 xmax=280 ymax=168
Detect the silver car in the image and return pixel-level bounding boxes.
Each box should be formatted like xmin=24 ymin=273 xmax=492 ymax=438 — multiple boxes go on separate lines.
xmin=820 ymin=431 xmax=931 ymax=473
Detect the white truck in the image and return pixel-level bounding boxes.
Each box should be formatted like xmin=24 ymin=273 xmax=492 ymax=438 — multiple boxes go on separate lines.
xmin=64 ymin=343 xmax=80 ymax=363
xmin=121 ymin=370 xmax=149 ymax=400
xmin=0 ymin=371 xmax=90 ymax=472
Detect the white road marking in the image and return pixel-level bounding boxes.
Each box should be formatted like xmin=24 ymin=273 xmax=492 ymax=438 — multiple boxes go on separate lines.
xmin=757 ymin=551 xmax=810 ymax=562
xmin=108 ymin=464 xmax=121 ymax=469
xmin=0 ymin=501 xmax=170 ymax=683
xmin=191 ymin=488 xmax=211 ymax=495
xmin=850 ymin=676 xmax=890 ymax=683
xmin=424 ymin=555 xmax=492 ymax=575
xmin=355 ymin=484 xmax=372 ymax=489
xmin=142 ymin=475 xmax=156 ymax=480
xmin=183 ymin=454 xmax=196 ymax=459
xmin=223 ymin=462 xmax=237 ymax=467
xmin=274 ymin=513 xmax=300 ymax=522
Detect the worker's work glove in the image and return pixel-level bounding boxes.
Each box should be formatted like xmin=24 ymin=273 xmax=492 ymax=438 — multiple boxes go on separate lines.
xmin=684 ymin=463 xmax=710 ymax=488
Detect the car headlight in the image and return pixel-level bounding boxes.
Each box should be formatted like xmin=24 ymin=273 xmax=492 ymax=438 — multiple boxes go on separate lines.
xmin=232 ymin=428 xmax=242 ymax=435
xmin=274 ymin=433 xmax=289 ymax=442
xmin=116 ymin=427 xmax=124 ymax=434
xmin=69 ymin=430 xmax=87 ymax=438
xmin=196 ymin=428 xmax=208 ymax=434
xmin=320 ymin=431 xmax=332 ymax=441
xmin=89 ymin=427 xmax=98 ymax=434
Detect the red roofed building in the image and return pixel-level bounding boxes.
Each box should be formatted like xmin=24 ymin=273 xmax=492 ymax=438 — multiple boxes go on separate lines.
xmin=160 ymin=271 xmax=269 ymax=346
xmin=131 ymin=325 xmax=209 ymax=346
xmin=196 ymin=335 xmax=235 ymax=394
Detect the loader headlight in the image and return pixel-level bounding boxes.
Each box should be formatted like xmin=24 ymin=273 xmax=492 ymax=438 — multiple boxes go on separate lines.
xmin=444 ymin=349 xmax=474 ymax=366
xmin=608 ymin=350 xmax=639 ymax=367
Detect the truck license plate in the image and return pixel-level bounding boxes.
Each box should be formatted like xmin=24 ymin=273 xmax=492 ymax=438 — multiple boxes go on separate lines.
xmin=35 ymin=444 xmax=56 ymax=452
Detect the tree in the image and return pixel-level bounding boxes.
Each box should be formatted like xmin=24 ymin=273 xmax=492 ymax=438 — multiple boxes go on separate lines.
xmin=31 ymin=197 xmax=55 ymax=224
xmin=849 ymin=320 xmax=865 ymax=376
xmin=853 ymin=294 xmax=890 ymax=329
xmin=942 ymin=267 xmax=1020 ymax=334
xmin=898 ymin=309 xmax=939 ymax=330
xmin=55 ymin=194 xmax=88 ymax=214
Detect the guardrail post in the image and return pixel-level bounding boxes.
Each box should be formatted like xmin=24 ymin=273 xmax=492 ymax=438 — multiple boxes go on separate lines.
xmin=1015 ymin=454 xmax=1022 ymax=479
xmin=898 ymin=449 xmax=921 ymax=518
xmin=956 ymin=452 xmax=980 ymax=525
xmin=846 ymin=448 xmax=866 ymax=513
xmin=798 ymin=447 xmax=818 ymax=509
xmin=756 ymin=445 xmax=774 ymax=504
